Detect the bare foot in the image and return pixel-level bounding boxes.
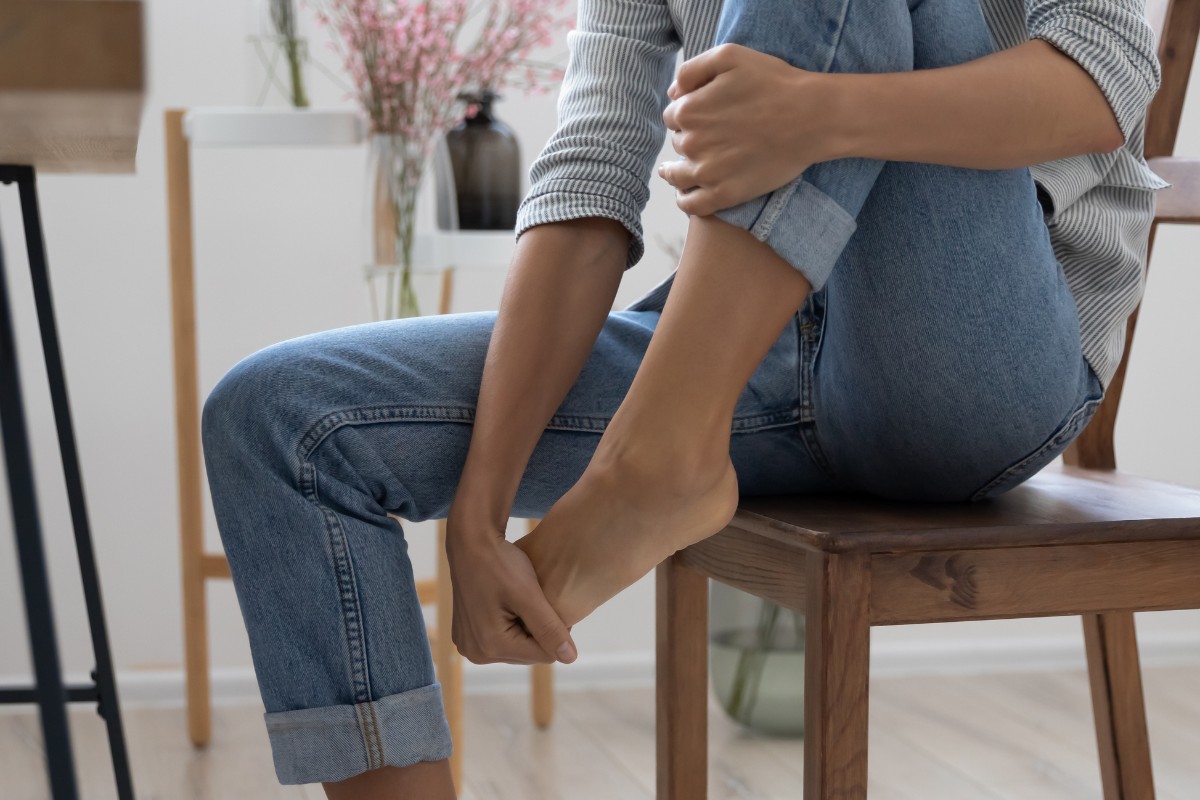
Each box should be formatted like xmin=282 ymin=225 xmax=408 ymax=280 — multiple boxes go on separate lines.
xmin=517 ymin=442 xmax=739 ymax=627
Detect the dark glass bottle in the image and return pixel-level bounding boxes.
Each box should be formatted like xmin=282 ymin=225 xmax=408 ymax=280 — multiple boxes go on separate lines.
xmin=444 ymin=91 xmax=521 ymax=230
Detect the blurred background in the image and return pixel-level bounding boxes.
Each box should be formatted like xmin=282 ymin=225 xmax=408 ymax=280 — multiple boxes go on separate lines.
xmin=0 ymin=0 xmax=1197 ymax=794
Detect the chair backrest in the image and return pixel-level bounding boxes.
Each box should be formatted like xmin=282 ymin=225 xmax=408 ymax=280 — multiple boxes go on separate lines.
xmin=1063 ymin=0 xmax=1200 ymax=470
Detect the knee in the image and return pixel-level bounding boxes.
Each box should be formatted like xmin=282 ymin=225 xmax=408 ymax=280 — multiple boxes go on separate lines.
xmin=715 ymin=0 xmax=913 ymax=75
xmin=201 ymin=340 xmax=310 ymax=469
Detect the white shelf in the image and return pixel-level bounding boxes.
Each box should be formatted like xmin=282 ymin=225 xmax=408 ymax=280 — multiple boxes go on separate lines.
xmin=420 ymin=230 xmax=516 ymax=270
xmin=184 ymin=107 xmax=367 ymax=147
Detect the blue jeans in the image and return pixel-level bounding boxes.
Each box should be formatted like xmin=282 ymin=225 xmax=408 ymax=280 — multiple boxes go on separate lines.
xmin=201 ymin=0 xmax=1101 ymax=785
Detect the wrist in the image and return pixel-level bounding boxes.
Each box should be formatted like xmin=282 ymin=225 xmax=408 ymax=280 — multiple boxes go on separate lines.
xmin=448 ymin=469 xmax=517 ymax=536
xmin=816 ymin=72 xmax=879 ymax=162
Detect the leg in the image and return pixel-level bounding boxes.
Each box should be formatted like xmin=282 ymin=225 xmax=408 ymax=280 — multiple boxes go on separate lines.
xmin=201 ymin=307 xmax=819 ymax=790
xmin=518 ymin=219 xmax=810 ymax=624
xmin=323 ymin=761 xmax=456 ymax=800
xmin=787 ymin=0 xmax=1102 ymax=502
xmin=656 ymin=554 xmax=708 ymax=800
xmin=804 ymin=552 xmax=871 ymax=800
xmin=1084 ymin=613 xmax=1155 ymax=799
xmin=519 ymin=0 xmax=916 ymax=625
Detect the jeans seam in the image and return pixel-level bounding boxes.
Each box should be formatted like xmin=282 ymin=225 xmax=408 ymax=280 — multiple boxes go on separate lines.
xmin=354 ymin=702 xmax=380 ymax=770
xmin=297 ymin=406 xmax=476 ymax=462
xmin=969 ymin=395 xmax=1102 ymax=502
xmin=796 ymin=300 xmax=835 ymax=478
xmin=299 ymin=459 xmax=373 ymax=709
xmin=296 ymin=404 xmax=800 ymax=455
xmin=749 ymin=179 xmax=801 ymax=241
xmin=365 ymin=700 xmax=385 ymax=768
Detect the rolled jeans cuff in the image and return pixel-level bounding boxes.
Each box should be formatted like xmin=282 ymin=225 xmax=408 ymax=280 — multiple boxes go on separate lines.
xmin=715 ymin=178 xmax=858 ymax=292
xmin=265 ymin=683 xmax=453 ymax=785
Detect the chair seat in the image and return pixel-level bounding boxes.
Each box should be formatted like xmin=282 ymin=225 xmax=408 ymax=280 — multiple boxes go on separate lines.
xmin=678 ymin=464 xmax=1200 ymax=624
xmin=729 ymin=465 xmax=1200 ymax=554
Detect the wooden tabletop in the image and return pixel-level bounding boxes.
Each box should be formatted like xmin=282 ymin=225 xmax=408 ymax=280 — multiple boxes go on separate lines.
xmin=0 ymin=0 xmax=144 ymax=173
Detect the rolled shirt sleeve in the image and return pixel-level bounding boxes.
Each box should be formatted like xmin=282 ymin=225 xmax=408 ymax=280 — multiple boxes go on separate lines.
xmin=1027 ymin=0 xmax=1162 ymax=144
xmin=515 ymin=0 xmax=679 ymax=268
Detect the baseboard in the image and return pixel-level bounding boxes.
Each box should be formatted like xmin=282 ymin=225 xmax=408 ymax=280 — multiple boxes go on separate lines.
xmin=8 ymin=630 xmax=1196 ymax=710
xmin=869 ymin=630 xmax=1200 ymax=678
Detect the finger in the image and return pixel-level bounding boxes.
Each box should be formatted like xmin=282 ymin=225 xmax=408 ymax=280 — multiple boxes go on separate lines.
xmin=466 ymin=625 xmax=550 ymax=665
xmin=669 ymin=129 xmax=690 ymax=157
xmin=675 ymin=186 xmax=723 ymax=217
xmin=673 ymin=43 xmax=740 ymax=97
xmin=515 ymin=595 xmax=578 ymax=664
xmin=662 ymin=99 xmax=679 ymax=131
xmin=657 ymin=160 xmax=699 ymax=192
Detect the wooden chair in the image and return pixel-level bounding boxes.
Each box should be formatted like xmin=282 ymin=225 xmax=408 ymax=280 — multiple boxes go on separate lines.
xmin=164 ymin=110 xmax=554 ymax=792
xmin=655 ymin=1 xmax=1200 ymax=797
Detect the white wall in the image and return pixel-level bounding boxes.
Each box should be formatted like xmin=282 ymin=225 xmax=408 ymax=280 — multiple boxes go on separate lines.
xmin=1 ymin=0 xmax=1197 ymax=701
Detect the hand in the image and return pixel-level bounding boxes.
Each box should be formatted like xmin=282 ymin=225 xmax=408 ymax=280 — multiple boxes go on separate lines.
xmin=445 ymin=511 xmax=578 ymax=666
xmin=659 ymin=43 xmax=840 ymax=216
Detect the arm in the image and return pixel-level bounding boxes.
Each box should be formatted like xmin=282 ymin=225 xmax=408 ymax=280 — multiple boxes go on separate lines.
xmin=445 ymin=220 xmax=624 ymax=667
xmin=838 ymin=0 xmax=1162 ymax=168
xmin=451 ymin=219 xmax=626 ymax=533
xmin=660 ymin=0 xmax=1161 ymax=214
xmin=832 ymin=40 xmax=1124 ymax=169
xmin=446 ymin=0 xmax=678 ymax=666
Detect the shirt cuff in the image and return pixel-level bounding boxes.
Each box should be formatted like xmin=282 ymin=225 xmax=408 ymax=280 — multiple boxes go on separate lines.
xmin=516 ymin=178 xmax=647 ymax=269
xmin=1034 ymin=20 xmax=1159 ymax=144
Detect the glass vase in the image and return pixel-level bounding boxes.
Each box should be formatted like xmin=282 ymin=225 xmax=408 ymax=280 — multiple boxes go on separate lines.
xmin=365 ymin=134 xmax=459 ymax=319
xmin=363 ymin=264 xmax=454 ymax=323
xmin=709 ymin=580 xmax=806 ymax=736
xmin=248 ymin=0 xmax=311 ymax=108
xmin=438 ymin=91 xmax=521 ymax=230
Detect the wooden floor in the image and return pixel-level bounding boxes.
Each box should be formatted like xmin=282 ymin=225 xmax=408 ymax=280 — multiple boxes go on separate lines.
xmin=2 ymin=667 xmax=1197 ymax=799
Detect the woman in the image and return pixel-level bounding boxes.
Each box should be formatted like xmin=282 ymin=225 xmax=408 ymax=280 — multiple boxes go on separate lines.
xmin=201 ymin=0 xmax=1165 ymax=795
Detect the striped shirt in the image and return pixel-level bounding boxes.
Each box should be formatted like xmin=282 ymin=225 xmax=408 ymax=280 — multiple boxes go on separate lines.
xmin=515 ymin=0 xmax=1168 ymax=388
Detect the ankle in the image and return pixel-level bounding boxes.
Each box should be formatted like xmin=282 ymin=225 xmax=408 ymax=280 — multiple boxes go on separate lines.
xmin=591 ymin=431 xmax=732 ymax=499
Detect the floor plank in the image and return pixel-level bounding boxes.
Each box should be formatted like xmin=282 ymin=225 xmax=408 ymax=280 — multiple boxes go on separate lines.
xmin=0 ymin=667 xmax=1195 ymax=799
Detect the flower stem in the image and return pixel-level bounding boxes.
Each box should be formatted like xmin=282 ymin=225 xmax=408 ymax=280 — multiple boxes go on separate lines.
xmin=726 ymin=600 xmax=781 ymax=725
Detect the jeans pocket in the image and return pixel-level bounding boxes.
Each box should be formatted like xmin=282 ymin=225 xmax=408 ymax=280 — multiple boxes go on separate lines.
xmin=969 ymin=375 xmax=1105 ymax=503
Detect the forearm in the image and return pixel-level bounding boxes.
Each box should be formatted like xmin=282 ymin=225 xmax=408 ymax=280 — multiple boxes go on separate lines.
xmin=452 ymin=218 xmax=627 ymax=533
xmin=828 ymin=40 xmax=1124 ymax=169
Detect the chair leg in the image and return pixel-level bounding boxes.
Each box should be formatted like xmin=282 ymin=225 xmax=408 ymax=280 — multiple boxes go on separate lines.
xmin=656 ymin=553 xmax=709 ymax=800
xmin=804 ymin=551 xmax=871 ymax=800
xmin=436 ymin=519 xmax=464 ymax=791
xmin=183 ymin=566 xmax=211 ymax=748
xmin=527 ymin=520 xmax=555 ymax=729
xmin=1084 ymin=612 xmax=1155 ymax=800
xmin=531 ymin=663 xmax=554 ymax=728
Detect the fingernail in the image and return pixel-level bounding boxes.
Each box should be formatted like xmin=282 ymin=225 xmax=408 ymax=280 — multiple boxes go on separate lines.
xmin=556 ymin=641 xmax=577 ymax=663
xmin=657 ymin=163 xmax=666 ymax=178
xmin=667 ymin=82 xmax=678 ymax=98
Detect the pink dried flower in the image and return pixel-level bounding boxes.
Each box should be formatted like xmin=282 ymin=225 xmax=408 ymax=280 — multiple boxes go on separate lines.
xmin=320 ymin=0 xmax=571 ymax=148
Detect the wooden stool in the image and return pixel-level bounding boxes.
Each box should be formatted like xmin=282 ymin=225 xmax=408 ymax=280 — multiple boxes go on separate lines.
xmin=656 ymin=1 xmax=1200 ymax=797
xmin=164 ymin=109 xmax=553 ymax=791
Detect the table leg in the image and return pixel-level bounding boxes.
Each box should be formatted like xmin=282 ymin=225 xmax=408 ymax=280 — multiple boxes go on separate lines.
xmin=4 ymin=164 xmax=135 ymax=799
xmin=0 ymin=169 xmax=80 ymax=800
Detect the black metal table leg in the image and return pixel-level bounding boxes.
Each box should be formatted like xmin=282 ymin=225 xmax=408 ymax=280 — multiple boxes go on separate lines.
xmin=0 ymin=176 xmax=79 ymax=800
xmin=1 ymin=164 xmax=134 ymax=799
